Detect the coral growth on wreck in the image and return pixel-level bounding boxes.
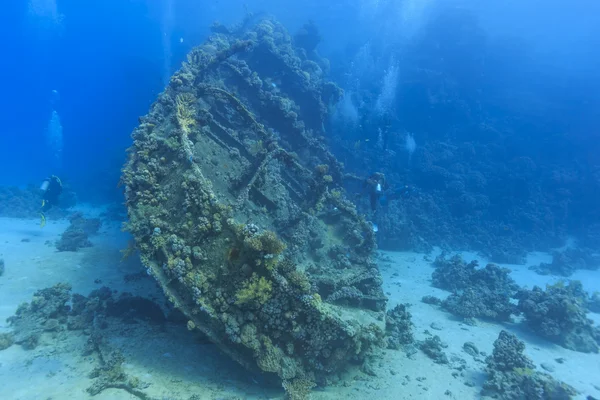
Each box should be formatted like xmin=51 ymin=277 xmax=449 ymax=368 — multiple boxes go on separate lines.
xmin=120 ymin=16 xmax=387 ymax=397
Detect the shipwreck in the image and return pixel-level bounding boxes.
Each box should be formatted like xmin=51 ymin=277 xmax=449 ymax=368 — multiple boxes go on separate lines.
xmin=121 ymin=16 xmax=387 ymax=396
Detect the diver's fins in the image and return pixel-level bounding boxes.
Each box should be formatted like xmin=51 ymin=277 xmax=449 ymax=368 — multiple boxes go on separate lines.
xmin=40 ymin=212 xmax=46 ymax=228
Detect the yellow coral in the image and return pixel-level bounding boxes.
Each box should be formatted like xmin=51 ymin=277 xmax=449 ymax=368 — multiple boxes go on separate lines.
xmin=250 ymin=140 xmax=265 ymax=156
xmin=287 ymin=270 xmax=311 ymax=293
xmin=258 ymin=230 xmax=286 ymax=255
xmin=243 ymin=230 xmax=286 ymax=268
xmin=315 ymin=164 xmax=329 ymax=175
xmin=312 ymin=293 xmax=322 ymax=304
xmin=330 ymin=189 xmax=341 ymax=199
xmin=175 ymin=92 xmax=196 ymax=134
xmin=244 ymin=236 xmax=263 ymax=252
xmin=120 ymin=239 xmax=137 ymax=261
xmin=513 ymin=367 xmax=535 ymax=377
xmin=236 ymin=274 xmax=272 ymax=305
xmin=282 ymin=378 xmax=316 ymax=400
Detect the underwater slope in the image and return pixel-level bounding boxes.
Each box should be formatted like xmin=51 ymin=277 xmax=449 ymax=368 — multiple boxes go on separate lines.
xmin=121 ymin=17 xmax=387 ymax=395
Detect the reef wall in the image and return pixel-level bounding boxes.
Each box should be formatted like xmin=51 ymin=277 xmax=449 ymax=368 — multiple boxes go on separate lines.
xmin=121 ymin=17 xmax=387 ymax=394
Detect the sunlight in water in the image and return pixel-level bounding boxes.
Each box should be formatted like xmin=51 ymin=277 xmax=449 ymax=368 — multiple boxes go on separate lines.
xmin=46 ymin=110 xmax=63 ymax=171
xmin=398 ymin=0 xmax=435 ymax=40
xmin=27 ymin=0 xmax=64 ymax=30
xmin=375 ymin=58 xmax=400 ymax=115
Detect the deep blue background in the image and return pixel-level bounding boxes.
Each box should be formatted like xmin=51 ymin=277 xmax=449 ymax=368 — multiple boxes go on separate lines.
xmin=0 ymin=0 xmax=359 ymax=201
xmin=1 ymin=0 xmax=599 ymax=208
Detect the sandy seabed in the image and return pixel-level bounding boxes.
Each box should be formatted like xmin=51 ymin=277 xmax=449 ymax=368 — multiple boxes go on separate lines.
xmin=0 ymin=210 xmax=599 ymax=400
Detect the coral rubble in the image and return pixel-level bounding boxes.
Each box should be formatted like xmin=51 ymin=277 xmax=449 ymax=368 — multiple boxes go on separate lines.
xmin=6 ymin=283 xmax=166 ymax=351
xmin=4 ymin=284 xmax=172 ymax=399
xmin=120 ymin=16 xmax=387 ymax=395
xmin=7 ymin=283 xmax=73 ymax=349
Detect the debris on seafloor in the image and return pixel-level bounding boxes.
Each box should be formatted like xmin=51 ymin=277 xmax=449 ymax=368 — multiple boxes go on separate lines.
xmin=121 ymin=15 xmax=388 ymax=398
xmin=419 ymin=335 xmax=449 ymax=364
xmin=85 ymin=333 xmax=154 ymax=399
xmin=2 ymin=283 xmax=173 ymax=399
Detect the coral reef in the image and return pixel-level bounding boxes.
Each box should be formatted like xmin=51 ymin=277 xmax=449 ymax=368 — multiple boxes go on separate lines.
xmin=56 ymin=212 xmax=101 ymax=251
xmin=0 ymin=184 xmax=77 ymax=218
xmin=385 ymin=304 xmax=414 ymax=349
xmin=235 ymin=274 xmax=273 ymax=306
xmin=529 ymin=248 xmax=600 ymax=276
xmin=517 ymin=281 xmax=600 ymax=353
xmin=432 ymin=254 xmax=479 ymax=292
xmin=120 ymin=16 xmax=386 ymax=395
xmin=329 ymin=8 xmax=600 ymax=263
xmin=482 ymin=330 xmax=577 ymax=399
xmin=432 ymin=255 xmax=519 ymax=321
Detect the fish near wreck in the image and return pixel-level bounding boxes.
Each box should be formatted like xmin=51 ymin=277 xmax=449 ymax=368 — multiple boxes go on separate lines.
xmin=121 ymin=17 xmax=387 ymax=395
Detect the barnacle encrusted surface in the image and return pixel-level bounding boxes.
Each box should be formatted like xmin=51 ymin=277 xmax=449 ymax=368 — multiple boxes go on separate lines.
xmin=121 ymin=17 xmax=386 ymax=390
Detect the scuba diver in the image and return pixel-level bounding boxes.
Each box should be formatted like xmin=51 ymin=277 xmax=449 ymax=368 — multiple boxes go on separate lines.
xmin=359 ymin=172 xmax=414 ymax=232
xmin=363 ymin=172 xmax=387 ymax=214
xmin=39 ymin=175 xmax=63 ymax=228
xmin=378 ymin=184 xmax=414 ymax=208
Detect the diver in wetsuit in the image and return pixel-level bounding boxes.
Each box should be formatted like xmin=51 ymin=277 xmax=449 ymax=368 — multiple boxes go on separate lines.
xmin=39 ymin=175 xmax=63 ymax=227
xmin=364 ymin=172 xmax=386 ymax=214
xmin=360 ymin=172 xmax=415 ymax=232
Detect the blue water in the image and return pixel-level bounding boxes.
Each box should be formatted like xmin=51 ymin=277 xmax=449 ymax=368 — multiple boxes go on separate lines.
xmin=2 ymin=0 xmax=598 ymax=204
xmin=0 ymin=0 xmax=370 ymax=201
xmin=1 ymin=0 xmax=600 ymax=398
